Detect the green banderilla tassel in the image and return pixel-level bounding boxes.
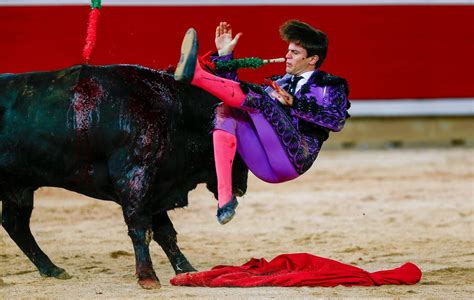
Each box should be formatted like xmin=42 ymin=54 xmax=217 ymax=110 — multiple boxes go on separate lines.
xmin=215 ymin=57 xmax=285 ymax=71
xmin=91 ymin=0 xmax=101 ymax=9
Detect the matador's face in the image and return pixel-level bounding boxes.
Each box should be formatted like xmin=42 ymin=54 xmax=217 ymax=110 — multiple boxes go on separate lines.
xmin=285 ymin=42 xmax=318 ymax=75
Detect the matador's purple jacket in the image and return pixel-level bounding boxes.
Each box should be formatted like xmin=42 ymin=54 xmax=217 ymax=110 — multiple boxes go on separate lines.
xmin=211 ymin=53 xmax=350 ymax=175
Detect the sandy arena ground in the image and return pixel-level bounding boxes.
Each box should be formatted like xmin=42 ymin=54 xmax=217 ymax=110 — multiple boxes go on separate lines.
xmin=0 ymin=148 xmax=473 ymax=298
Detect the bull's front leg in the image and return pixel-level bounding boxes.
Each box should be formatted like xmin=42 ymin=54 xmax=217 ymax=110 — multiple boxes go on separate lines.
xmin=152 ymin=212 xmax=197 ymax=274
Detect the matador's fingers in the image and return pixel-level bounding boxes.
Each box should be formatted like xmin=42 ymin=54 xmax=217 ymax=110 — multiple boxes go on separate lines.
xmin=218 ymin=22 xmax=225 ymax=36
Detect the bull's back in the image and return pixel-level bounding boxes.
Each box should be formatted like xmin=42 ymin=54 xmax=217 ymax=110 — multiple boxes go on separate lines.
xmin=0 ymin=67 xmax=82 ymax=174
xmin=0 ymin=65 xmax=176 ymax=194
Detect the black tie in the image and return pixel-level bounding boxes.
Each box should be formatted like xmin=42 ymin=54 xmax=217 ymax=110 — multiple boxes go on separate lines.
xmin=287 ymin=76 xmax=303 ymax=94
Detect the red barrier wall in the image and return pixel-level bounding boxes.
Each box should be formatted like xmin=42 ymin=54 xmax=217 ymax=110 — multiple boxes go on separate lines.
xmin=0 ymin=5 xmax=473 ymax=99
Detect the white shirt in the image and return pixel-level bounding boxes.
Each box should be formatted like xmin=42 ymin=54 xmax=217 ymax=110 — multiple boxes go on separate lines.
xmin=264 ymin=70 xmax=315 ymax=102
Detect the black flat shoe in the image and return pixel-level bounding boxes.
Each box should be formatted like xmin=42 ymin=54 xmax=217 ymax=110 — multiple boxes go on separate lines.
xmin=217 ymin=195 xmax=238 ymax=225
xmin=174 ymin=28 xmax=198 ymax=82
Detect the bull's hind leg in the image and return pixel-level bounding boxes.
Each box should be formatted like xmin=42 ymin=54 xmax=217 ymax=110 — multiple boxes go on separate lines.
xmin=111 ymin=166 xmax=160 ymax=289
xmin=1 ymin=186 xmax=71 ymax=279
xmin=152 ymin=212 xmax=197 ymax=274
xmin=119 ymin=196 xmax=160 ymax=289
xmin=126 ymin=222 xmax=159 ymax=289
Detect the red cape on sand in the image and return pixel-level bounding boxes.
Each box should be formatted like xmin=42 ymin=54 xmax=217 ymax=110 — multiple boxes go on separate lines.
xmin=170 ymin=253 xmax=422 ymax=287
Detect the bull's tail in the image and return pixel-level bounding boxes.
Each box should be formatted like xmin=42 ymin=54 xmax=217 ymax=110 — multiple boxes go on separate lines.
xmin=0 ymin=73 xmax=14 ymax=133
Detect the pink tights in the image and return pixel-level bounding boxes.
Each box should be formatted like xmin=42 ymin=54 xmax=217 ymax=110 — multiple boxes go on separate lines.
xmin=191 ymin=61 xmax=245 ymax=207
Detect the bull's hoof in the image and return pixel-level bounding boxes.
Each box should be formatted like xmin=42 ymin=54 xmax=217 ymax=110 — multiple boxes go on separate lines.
xmin=175 ymin=266 xmax=198 ymax=275
xmin=55 ymin=270 xmax=72 ymax=280
xmin=138 ymin=278 xmax=161 ymax=289
xmin=174 ymin=261 xmax=197 ymax=274
xmin=172 ymin=254 xmax=198 ymax=274
xmin=184 ymin=266 xmax=198 ymax=274
xmin=40 ymin=267 xmax=72 ymax=280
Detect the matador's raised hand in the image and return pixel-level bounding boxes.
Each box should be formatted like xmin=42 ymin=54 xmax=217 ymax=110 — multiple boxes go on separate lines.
xmin=215 ymin=21 xmax=243 ymax=56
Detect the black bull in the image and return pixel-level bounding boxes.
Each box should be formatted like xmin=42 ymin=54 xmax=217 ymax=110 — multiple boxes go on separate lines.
xmin=0 ymin=64 xmax=248 ymax=288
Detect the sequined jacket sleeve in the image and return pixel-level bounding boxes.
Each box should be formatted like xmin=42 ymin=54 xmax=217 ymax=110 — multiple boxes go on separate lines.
xmin=210 ymin=53 xmax=238 ymax=81
xmin=290 ymin=82 xmax=350 ymax=132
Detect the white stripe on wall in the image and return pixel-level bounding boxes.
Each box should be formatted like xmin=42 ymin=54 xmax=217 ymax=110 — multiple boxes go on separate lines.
xmin=350 ymin=99 xmax=474 ymax=117
xmin=0 ymin=0 xmax=472 ymax=5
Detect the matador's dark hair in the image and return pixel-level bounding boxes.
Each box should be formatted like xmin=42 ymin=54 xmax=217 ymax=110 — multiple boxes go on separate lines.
xmin=279 ymin=20 xmax=328 ymax=68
